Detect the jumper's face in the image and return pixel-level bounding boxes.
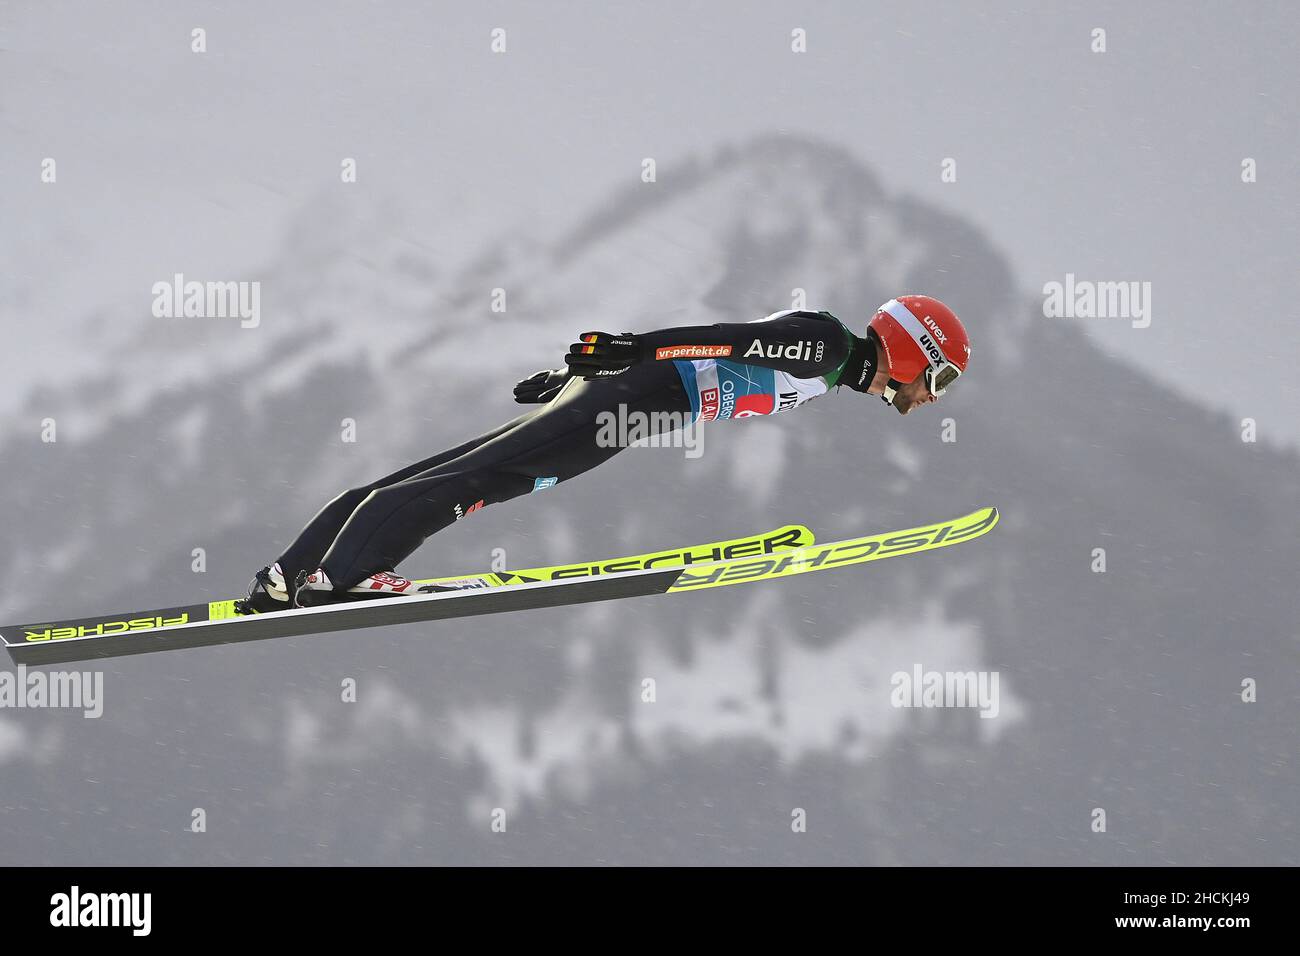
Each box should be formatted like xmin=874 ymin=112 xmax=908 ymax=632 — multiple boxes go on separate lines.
xmin=891 ymin=373 xmax=940 ymax=415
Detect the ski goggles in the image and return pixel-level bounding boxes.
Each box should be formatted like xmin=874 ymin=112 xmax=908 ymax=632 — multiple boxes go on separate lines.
xmin=925 ymin=361 xmax=962 ymax=396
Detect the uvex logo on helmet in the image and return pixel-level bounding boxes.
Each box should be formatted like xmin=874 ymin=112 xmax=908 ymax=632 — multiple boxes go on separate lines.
xmin=918 ymin=332 xmax=946 ymax=366
xmin=921 ymin=315 xmax=948 ymax=343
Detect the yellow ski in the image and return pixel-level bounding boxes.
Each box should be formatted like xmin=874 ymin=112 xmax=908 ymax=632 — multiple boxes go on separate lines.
xmin=667 ymin=506 xmax=998 ymax=592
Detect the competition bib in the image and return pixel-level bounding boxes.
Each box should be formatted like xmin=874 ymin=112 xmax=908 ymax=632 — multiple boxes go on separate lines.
xmin=675 ymin=359 xmax=829 ymax=422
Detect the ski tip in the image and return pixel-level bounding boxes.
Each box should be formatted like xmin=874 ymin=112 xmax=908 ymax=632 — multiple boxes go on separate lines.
xmin=961 ymin=505 xmax=1000 ymax=537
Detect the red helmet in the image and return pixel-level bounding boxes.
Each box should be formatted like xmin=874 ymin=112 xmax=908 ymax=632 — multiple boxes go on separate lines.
xmin=868 ymin=295 xmax=970 ymax=401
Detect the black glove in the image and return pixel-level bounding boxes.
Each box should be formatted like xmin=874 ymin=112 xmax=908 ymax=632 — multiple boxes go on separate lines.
xmin=513 ymin=368 xmax=570 ymax=404
xmin=564 ymin=331 xmax=643 ymax=380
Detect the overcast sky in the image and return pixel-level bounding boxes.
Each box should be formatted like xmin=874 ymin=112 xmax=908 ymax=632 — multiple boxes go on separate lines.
xmin=3 ymin=1 xmax=1296 ymax=445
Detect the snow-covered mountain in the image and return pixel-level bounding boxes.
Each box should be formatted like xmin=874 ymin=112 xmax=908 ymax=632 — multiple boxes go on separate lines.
xmin=2 ymin=136 xmax=1295 ymax=865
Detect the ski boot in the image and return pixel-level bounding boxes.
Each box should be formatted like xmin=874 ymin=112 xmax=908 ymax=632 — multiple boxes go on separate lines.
xmin=234 ymin=562 xmax=293 ymax=615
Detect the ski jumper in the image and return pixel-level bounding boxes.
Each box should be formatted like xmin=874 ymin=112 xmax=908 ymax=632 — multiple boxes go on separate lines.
xmin=276 ymin=311 xmax=875 ymax=588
